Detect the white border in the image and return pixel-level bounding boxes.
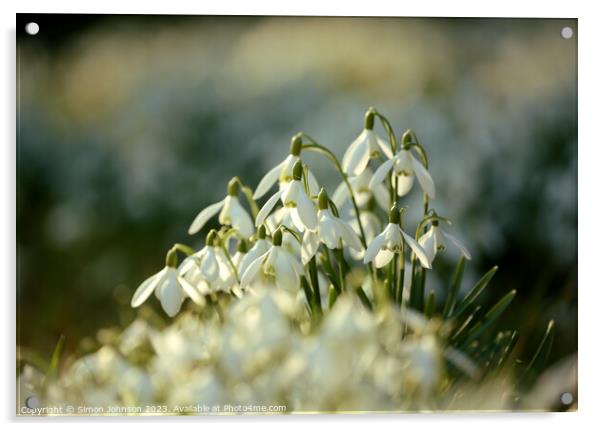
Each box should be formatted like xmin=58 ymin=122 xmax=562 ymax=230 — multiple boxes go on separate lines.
xmin=3 ymin=1 xmax=600 ymax=430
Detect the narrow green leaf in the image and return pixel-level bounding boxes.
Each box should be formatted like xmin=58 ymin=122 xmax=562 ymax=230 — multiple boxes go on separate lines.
xmin=524 ymin=320 xmax=555 ymax=377
xmin=301 ymin=276 xmax=314 ymax=313
xmin=443 ymin=256 xmax=466 ymax=317
xmin=495 ymin=330 xmax=519 ymax=372
xmin=453 ymin=265 xmax=498 ymax=318
xmin=424 ymin=290 xmax=436 ymax=318
xmin=460 ymin=290 xmax=516 ymax=349
xmin=46 ymin=334 xmax=65 ymax=380
xmin=451 ymin=306 xmax=481 ymax=343
xmin=355 ymin=286 xmax=373 ymax=310
xmin=328 ymin=285 xmax=338 ymax=308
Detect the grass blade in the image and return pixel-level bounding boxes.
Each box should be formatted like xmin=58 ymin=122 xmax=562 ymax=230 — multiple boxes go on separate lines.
xmin=424 ymin=290 xmax=436 ymax=318
xmin=443 ymin=256 xmax=466 ymax=317
xmin=460 ymin=290 xmax=516 ymax=349
xmin=453 ymin=265 xmax=498 ymax=318
xmin=46 ymin=334 xmax=65 ymax=380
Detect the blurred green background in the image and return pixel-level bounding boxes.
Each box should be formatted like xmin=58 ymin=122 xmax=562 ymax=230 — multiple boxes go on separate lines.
xmin=17 ymin=16 xmax=577 ymax=368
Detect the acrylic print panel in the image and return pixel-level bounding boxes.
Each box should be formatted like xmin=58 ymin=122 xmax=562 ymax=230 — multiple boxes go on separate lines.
xmin=16 ymin=14 xmax=577 ymax=415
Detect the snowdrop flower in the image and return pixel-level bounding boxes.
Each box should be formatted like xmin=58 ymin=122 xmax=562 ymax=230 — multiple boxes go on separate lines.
xmin=342 ymin=110 xmax=393 ymax=177
xmin=369 ymin=130 xmax=435 ymax=199
xmin=131 ymin=247 xmax=205 ymax=317
xmin=238 ymin=225 xmax=271 ymax=277
xmin=240 ymin=228 xmax=304 ymax=292
xmin=253 ymin=135 xmax=320 ymax=199
xmin=418 ymin=220 xmax=471 ymax=264
xmin=255 ymin=160 xmax=318 ymax=231
xmin=363 ymin=205 xmax=431 ymax=269
xmin=332 ymin=167 xmax=389 ymax=211
xmin=301 ymin=189 xmax=363 ymax=264
xmin=188 ymin=177 xmax=254 ymax=237
xmin=179 ymin=230 xmax=236 ymax=293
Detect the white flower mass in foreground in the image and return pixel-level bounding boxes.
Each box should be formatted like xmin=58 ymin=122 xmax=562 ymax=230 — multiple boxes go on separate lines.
xmin=20 ymin=108 xmax=560 ymax=415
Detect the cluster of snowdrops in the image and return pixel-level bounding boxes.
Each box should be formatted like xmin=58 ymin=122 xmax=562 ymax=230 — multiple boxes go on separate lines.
xmin=21 ymin=108 xmax=541 ymax=414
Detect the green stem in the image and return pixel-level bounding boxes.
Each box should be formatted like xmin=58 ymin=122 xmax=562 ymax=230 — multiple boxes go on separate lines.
xmin=397 ymin=247 xmax=405 ymax=305
xmin=300 ymin=135 xmax=376 ymax=281
xmin=373 ymin=111 xmax=398 ymax=155
xmin=172 ymin=243 xmax=195 ymax=256
xmin=309 ymin=257 xmax=322 ymax=315
xmin=220 ymin=245 xmax=240 ymax=284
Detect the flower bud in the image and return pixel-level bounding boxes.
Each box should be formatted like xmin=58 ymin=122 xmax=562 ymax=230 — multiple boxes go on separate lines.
xmin=272 ymin=228 xmax=283 ymax=246
xmin=292 ymin=160 xmax=304 ymax=181
xmin=227 ymin=177 xmax=239 ymax=196
xmin=388 ymin=204 xmax=400 ymax=224
xmin=290 ymin=134 xmax=302 ymax=156
xmin=165 ymin=247 xmax=178 ymax=268
xmin=257 ymin=224 xmax=267 ymax=240
xmin=318 ymin=188 xmax=329 ymax=210
xmin=401 ymin=129 xmax=413 ymax=148
xmin=364 ymin=109 xmax=375 ymax=130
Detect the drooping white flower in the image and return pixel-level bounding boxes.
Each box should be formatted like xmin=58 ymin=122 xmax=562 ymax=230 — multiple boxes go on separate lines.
xmin=301 ymin=189 xmax=363 ymax=264
xmin=179 ymin=230 xmax=236 ymax=294
xmin=347 ymin=210 xmax=382 ymax=260
xmin=131 ymin=248 xmax=205 ymax=317
xmin=332 ymin=167 xmax=390 ymax=211
xmin=255 ymin=161 xmax=318 ymax=232
xmin=418 ymin=222 xmax=471 ymax=264
xmin=363 ymin=206 xmax=431 ymax=269
xmin=341 ymin=111 xmax=393 ymax=177
xmin=238 ymin=226 xmax=271 ymax=277
xmin=188 ymin=178 xmax=254 ymax=237
xmin=369 ymin=143 xmax=435 ymax=199
xmin=240 ymin=228 xmax=304 ymax=292
xmin=253 ymin=135 xmax=320 ymax=199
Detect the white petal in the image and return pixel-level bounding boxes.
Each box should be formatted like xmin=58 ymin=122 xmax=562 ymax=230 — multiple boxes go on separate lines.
xmin=131 ymin=268 xmax=166 ymax=308
xmin=159 ymin=269 xmax=184 ymax=317
xmin=412 ymin=156 xmax=436 ymax=199
xmin=363 ymin=231 xmax=386 ymax=263
xmin=290 ymin=208 xmax=306 ymax=232
xmin=239 ymin=239 xmax=269 ymax=276
xmin=177 ymin=256 xmax=197 ymax=277
xmin=281 ymin=180 xmax=301 ymax=205
xmin=369 ymin=157 xmax=395 ymax=190
xmin=373 ymin=182 xmax=391 ymax=211
xmin=283 ymin=248 xmax=304 ymax=277
xmin=254 ymin=160 xmax=285 ymax=199
xmin=274 ymin=249 xmax=299 ymax=292
xmin=229 ymin=199 xmax=254 ymax=237
xmin=443 ymin=231 xmax=472 ymax=260
xmin=255 ymin=190 xmax=283 ymax=227
xmin=396 ymin=173 xmax=415 ymax=197
xmin=188 ymin=199 xmax=225 ymax=235
xmin=336 ymin=219 xmax=363 ymax=251
xmin=319 ymin=214 xmax=340 ymax=249
xmin=178 ymin=276 xmax=206 ymax=306
xmin=307 ymin=170 xmax=321 ymax=196
xmin=279 ymin=154 xmax=298 ymax=181
xmin=374 ymin=249 xmax=395 ymax=268
xmin=332 ymin=181 xmax=349 ymax=209
xmin=301 ymin=230 xmax=321 ymax=265
xmin=376 ymin=136 xmax=394 ymax=159
xmin=296 ymin=190 xmax=318 ymax=230
xmin=240 ymin=250 xmax=270 ymax=288
xmin=342 ymin=130 xmax=371 ymax=176
xmin=200 ymin=248 xmax=220 ymax=282
xmin=401 ymin=231 xmax=432 ymax=269
xmin=418 ymin=227 xmax=437 ymax=265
